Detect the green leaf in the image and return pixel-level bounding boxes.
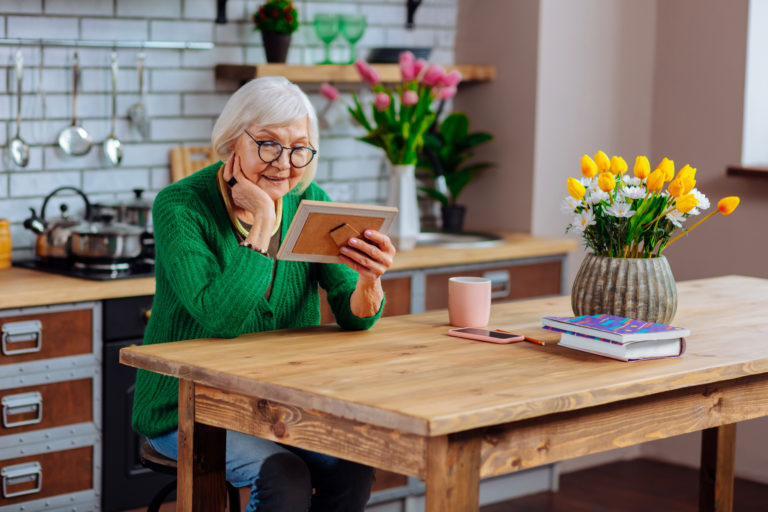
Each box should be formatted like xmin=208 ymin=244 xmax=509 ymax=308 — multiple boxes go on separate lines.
xmin=465 ymin=132 xmax=493 ymax=147
xmin=440 ymin=113 xmax=469 ymax=144
xmin=418 ymin=186 xmax=450 ymax=207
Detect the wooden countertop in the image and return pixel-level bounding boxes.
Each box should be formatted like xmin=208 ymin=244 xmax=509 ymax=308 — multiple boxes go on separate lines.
xmin=0 ymin=233 xmax=576 ymax=310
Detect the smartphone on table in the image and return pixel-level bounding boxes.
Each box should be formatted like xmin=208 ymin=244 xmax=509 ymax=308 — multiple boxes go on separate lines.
xmin=447 ymin=327 xmax=524 ymax=344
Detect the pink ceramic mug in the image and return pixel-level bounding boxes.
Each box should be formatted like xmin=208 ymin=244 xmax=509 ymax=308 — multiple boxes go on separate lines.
xmin=448 ymin=276 xmax=491 ymax=327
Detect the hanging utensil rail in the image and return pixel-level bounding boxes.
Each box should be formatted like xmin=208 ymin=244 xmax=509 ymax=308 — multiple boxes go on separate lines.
xmin=0 ymin=38 xmax=214 ymax=50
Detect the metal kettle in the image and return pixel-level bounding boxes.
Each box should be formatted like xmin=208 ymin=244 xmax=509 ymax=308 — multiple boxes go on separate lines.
xmin=22 ymin=186 xmax=92 ymax=260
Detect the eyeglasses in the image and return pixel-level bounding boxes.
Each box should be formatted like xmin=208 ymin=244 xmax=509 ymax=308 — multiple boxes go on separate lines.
xmin=244 ymin=130 xmax=317 ymax=168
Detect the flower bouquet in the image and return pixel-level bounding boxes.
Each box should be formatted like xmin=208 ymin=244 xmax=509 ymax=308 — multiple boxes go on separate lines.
xmin=564 ymin=151 xmax=740 ymax=323
xmin=320 ymin=52 xmax=462 ymax=249
xmin=563 ymin=151 xmax=740 ymax=258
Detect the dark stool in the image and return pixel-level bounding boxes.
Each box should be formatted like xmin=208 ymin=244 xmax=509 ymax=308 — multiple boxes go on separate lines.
xmin=139 ymin=440 xmax=242 ymax=512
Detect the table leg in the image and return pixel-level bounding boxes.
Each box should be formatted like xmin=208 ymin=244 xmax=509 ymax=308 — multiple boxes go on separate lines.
xmin=425 ymin=433 xmax=481 ymax=512
xmin=178 ymin=379 xmax=227 ymax=511
xmin=699 ymin=423 xmax=736 ymax=512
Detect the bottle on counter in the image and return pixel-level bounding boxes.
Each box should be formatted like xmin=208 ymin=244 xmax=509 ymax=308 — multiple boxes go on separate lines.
xmin=0 ymin=219 xmax=11 ymax=270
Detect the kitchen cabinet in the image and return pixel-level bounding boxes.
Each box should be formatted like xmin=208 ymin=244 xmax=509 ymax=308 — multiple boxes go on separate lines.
xmin=0 ymin=302 xmax=101 ymax=512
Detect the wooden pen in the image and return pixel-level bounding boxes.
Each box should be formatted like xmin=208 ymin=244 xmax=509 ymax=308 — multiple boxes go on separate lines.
xmin=497 ymin=329 xmax=546 ymax=346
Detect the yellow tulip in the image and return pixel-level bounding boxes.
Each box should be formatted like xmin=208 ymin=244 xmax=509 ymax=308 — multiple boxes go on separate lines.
xmin=597 ymin=172 xmax=616 ymax=193
xmin=646 ymin=169 xmax=665 ymax=191
xmin=682 ymin=175 xmax=696 ymax=195
xmin=675 ymin=194 xmax=699 ymax=213
xmin=580 ymin=154 xmax=598 ymax=178
xmin=567 ymin=177 xmax=586 ymax=201
xmin=717 ymin=196 xmax=740 ymax=215
xmin=610 ymin=156 xmax=628 ymax=175
xmin=667 ymin=178 xmax=685 ymax=198
xmin=634 ymin=156 xmax=650 ymax=179
xmin=594 ymin=150 xmax=611 ymax=172
xmin=656 ymin=157 xmax=675 ymax=182
xmin=676 ymin=164 xmax=696 ymax=181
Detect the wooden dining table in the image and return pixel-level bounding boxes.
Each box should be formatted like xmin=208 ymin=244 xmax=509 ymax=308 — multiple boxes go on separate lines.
xmin=120 ymin=275 xmax=768 ymax=511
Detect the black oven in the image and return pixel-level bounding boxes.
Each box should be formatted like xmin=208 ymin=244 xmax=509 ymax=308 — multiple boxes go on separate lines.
xmin=102 ymin=295 xmax=175 ymax=511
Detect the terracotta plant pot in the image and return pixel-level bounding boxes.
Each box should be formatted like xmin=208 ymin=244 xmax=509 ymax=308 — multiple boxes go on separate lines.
xmin=261 ymin=32 xmax=291 ymax=63
xmin=571 ymin=254 xmax=677 ymax=324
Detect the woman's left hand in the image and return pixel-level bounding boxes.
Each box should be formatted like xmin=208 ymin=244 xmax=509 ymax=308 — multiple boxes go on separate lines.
xmin=338 ymin=230 xmax=396 ymax=283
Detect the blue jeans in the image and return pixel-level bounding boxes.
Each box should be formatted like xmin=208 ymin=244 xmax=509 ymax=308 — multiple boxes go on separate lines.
xmin=149 ymin=429 xmax=375 ymax=512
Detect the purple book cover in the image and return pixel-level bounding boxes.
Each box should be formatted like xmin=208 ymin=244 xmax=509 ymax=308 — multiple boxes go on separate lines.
xmin=542 ymin=314 xmax=690 ymax=342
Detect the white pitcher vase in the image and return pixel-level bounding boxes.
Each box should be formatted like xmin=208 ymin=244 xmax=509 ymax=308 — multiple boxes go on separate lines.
xmin=386 ymin=162 xmax=420 ymax=251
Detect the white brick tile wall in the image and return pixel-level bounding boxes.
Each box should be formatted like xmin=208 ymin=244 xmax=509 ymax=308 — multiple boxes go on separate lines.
xmin=81 ymin=18 xmax=150 ymax=41
xmin=150 ymin=20 xmax=213 ymax=43
xmin=10 ymin=171 xmax=81 ymax=197
xmin=45 ymin=0 xmax=113 ymax=16
xmin=116 ymin=0 xmax=181 ymax=19
xmin=82 ymin=168 xmax=150 ymax=193
xmin=7 ymin=16 xmax=79 ymax=39
xmin=5 ymin=147 xmax=44 ymax=171
xmin=1 ymin=1 xmax=42 ymax=15
xmin=183 ymin=93 xmax=230 ymax=116
xmin=151 ymin=69 xmax=215 ymax=92
xmin=0 ymin=0 xmax=456 ymax=253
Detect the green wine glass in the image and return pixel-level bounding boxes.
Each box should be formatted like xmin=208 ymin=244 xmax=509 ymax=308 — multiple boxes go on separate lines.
xmin=313 ymin=14 xmax=340 ymax=65
xmin=339 ymin=14 xmax=367 ymax=64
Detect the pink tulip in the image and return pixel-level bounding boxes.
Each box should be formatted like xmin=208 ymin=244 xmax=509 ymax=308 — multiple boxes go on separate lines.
xmin=401 ymin=90 xmax=418 ymax=106
xmin=320 ymin=82 xmax=339 ymax=101
xmin=440 ymin=70 xmax=462 ymax=88
xmin=438 ymin=85 xmax=457 ymax=100
xmin=422 ymin=63 xmax=446 ymax=87
xmin=413 ymin=58 xmax=427 ymax=78
xmin=399 ymin=51 xmax=416 ymax=81
xmin=374 ymin=92 xmax=391 ymax=110
xmin=354 ymin=59 xmax=380 ymax=86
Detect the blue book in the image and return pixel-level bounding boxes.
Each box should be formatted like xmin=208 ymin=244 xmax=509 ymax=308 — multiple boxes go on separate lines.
xmin=541 ymin=314 xmax=690 ymax=343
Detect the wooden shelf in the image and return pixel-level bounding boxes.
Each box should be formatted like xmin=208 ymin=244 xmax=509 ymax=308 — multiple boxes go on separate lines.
xmin=727 ymin=165 xmax=768 ymax=178
xmin=215 ymin=63 xmax=496 ymax=84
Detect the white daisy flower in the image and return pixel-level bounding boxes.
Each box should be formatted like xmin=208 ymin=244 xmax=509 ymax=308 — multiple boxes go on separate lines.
xmin=691 ymin=189 xmax=710 ymax=210
xmin=623 ymin=186 xmax=646 ymax=200
xmin=624 ymin=176 xmax=642 ymax=187
xmin=588 ymin=190 xmax=610 ymax=205
xmin=560 ymin=196 xmax=581 ymax=215
xmin=666 ymin=209 xmax=685 ymax=228
xmin=605 ymin=202 xmax=635 ymax=218
xmin=571 ymin=210 xmax=596 ymax=233
xmin=579 ymin=177 xmax=594 ymax=188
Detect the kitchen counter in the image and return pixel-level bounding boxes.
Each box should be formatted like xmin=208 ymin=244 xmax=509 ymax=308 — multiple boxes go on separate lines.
xmin=0 ymin=233 xmax=577 ymax=310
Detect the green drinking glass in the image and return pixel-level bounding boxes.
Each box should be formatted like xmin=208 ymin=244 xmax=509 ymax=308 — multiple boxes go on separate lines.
xmin=339 ymin=14 xmax=367 ymax=64
xmin=313 ymin=14 xmax=340 ymax=65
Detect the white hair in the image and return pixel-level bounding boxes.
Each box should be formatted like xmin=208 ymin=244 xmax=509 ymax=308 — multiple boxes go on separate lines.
xmin=212 ymin=76 xmax=319 ymax=192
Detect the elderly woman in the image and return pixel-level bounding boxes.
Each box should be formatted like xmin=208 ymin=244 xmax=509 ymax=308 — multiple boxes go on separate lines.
xmin=132 ymin=76 xmax=396 ymax=511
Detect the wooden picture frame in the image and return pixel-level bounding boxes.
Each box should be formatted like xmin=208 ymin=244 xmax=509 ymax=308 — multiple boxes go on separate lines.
xmin=276 ymin=200 xmax=398 ymax=263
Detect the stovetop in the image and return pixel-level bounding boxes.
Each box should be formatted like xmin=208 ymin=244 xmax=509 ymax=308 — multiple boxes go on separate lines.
xmin=14 ymin=258 xmax=155 ymax=281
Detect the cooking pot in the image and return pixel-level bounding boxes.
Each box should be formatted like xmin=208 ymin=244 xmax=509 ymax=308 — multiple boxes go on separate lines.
xmin=116 ymin=188 xmax=153 ymax=231
xmin=70 ymin=214 xmax=144 ymax=261
xmin=23 ymin=186 xmax=92 ymax=260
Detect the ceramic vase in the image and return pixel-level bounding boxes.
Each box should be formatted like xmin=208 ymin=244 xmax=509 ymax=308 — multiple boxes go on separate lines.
xmin=571 ymin=254 xmax=677 ymax=324
xmin=261 ymin=32 xmax=291 ymax=63
xmin=387 ymin=163 xmax=420 ymax=251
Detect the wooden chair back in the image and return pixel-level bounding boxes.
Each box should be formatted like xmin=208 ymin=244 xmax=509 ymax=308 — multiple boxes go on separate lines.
xmin=169 ymin=146 xmax=221 ymax=182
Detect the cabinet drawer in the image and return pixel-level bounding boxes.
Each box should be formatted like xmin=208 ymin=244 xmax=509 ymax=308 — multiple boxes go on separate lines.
xmin=0 ymin=309 xmax=92 ymax=365
xmin=0 ymin=379 xmax=92 ymax=435
xmin=425 ymin=261 xmax=562 ymax=311
xmin=0 ymin=446 xmax=92 ymax=506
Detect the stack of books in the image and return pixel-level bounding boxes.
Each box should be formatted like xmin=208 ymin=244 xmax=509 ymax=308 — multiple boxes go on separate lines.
xmin=542 ymin=314 xmax=690 ymax=362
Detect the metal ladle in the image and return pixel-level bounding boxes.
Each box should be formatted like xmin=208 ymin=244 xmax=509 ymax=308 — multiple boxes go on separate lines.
xmin=57 ymin=52 xmax=92 ymax=156
xmin=9 ymin=50 xmax=30 ymax=167
xmin=103 ymin=52 xmax=123 ymax=166
xmin=127 ymin=52 xmax=149 ymax=140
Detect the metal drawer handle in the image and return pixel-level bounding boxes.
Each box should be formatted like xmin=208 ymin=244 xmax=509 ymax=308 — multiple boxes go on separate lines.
xmin=1 ymin=461 xmax=43 ymax=498
xmin=2 ymin=391 xmax=43 ymax=428
xmin=484 ymin=270 xmax=511 ymax=299
xmin=1 ymin=320 xmax=43 ymax=356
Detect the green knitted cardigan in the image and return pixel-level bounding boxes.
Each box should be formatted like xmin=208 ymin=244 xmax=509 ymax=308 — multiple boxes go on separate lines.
xmin=132 ymin=163 xmax=383 ymax=438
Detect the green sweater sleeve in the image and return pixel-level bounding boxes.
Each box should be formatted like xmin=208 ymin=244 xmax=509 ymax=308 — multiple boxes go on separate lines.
xmin=152 ymin=185 xmax=275 ymax=338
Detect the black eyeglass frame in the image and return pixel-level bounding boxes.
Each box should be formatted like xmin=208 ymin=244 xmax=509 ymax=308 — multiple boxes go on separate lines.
xmin=243 ymin=130 xmax=317 ymax=168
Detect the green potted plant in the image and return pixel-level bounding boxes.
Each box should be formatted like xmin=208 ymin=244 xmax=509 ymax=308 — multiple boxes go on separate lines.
xmin=253 ymin=0 xmax=299 ymax=63
xmin=417 ymin=112 xmax=494 ymax=232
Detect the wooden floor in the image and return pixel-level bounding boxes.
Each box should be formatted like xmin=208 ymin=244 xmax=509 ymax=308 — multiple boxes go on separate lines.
xmin=120 ymin=458 xmax=768 ymax=512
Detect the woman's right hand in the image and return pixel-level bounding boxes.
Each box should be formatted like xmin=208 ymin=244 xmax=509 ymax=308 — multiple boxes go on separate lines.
xmin=223 ymin=154 xmax=275 ymax=226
